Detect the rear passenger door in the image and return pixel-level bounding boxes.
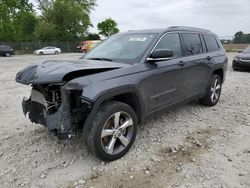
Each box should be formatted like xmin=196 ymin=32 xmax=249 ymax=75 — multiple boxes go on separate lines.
xmin=179 ymin=32 xmax=210 ymax=96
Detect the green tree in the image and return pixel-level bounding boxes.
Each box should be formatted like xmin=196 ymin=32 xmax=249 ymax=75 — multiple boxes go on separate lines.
xmin=97 ymin=18 xmax=119 ymax=37
xmin=234 ymin=31 xmax=243 ymax=37
xmin=233 ymin=31 xmax=250 ymax=44
xmin=0 ymin=0 xmax=37 ymax=41
xmin=34 ymin=21 xmax=57 ymax=41
xmin=85 ymin=33 xmax=100 ymax=40
xmin=16 ymin=12 xmax=38 ymax=41
xmin=35 ymin=0 xmax=96 ymax=41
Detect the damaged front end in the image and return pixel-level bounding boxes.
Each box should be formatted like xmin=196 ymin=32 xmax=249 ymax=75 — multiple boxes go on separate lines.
xmin=16 ymin=59 xmax=129 ymax=140
xmin=23 ymin=84 xmax=92 ymax=139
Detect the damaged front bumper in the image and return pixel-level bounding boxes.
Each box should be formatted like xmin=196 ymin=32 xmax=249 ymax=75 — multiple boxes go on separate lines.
xmin=22 ymin=88 xmax=74 ymax=140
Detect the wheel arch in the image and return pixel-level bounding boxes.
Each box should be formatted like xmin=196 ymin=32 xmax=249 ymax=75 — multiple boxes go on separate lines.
xmin=83 ymin=87 xmax=145 ymax=130
xmin=213 ymin=68 xmax=224 ymax=80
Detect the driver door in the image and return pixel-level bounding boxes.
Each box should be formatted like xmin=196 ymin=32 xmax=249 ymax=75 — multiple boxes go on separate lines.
xmin=141 ymin=33 xmax=189 ymax=114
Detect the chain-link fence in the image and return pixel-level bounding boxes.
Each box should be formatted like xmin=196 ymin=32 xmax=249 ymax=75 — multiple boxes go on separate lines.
xmin=0 ymin=41 xmax=80 ymax=54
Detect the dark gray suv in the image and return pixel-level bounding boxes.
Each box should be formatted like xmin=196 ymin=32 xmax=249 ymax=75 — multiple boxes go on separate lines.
xmin=0 ymin=45 xmax=14 ymax=57
xmin=16 ymin=26 xmax=228 ymax=161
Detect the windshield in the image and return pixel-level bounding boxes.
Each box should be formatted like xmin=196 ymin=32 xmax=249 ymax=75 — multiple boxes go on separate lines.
xmin=84 ymin=33 xmax=157 ymax=64
xmin=243 ymin=46 xmax=250 ymax=53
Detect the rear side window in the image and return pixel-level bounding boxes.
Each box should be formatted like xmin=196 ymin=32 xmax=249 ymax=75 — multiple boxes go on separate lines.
xmin=181 ymin=33 xmax=202 ymax=56
xmin=155 ymin=33 xmax=182 ymax=57
xmin=203 ymin=35 xmax=220 ymax=52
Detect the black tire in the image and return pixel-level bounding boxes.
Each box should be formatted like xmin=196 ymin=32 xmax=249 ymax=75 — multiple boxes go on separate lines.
xmin=83 ymin=101 xmax=138 ymax=161
xmin=233 ymin=67 xmax=240 ymax=71
xmin=5 ymin=52 xmax=11 ymax=57
xmin=39 ymin=52 xmax=44 ymax=55
xmin=200 ymin=74 xmax=222 ymax=106
xmin=55 ymin=51 xmax=59 ymax=54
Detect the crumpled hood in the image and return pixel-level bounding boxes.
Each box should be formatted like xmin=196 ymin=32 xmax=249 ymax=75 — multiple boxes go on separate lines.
xmin=16 ymin=60 xmax=130 ymax=85
xmin=236 ymin=53 xmax=250 ymax=60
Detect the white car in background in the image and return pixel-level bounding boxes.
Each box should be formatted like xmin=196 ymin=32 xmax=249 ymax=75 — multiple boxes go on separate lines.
xmin=34 ymin=47 xmax=61 ymax=55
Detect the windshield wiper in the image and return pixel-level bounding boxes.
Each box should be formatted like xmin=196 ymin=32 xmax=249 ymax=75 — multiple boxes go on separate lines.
xmin=87 ymin=57 xmax=113 ymax=62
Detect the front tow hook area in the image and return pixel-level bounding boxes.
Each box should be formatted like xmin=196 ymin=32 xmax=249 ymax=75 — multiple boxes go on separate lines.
xmin=51 ymin=130 xmax=75 ymax=140
xmin=22 ymin=97 xmax=31 ymax=117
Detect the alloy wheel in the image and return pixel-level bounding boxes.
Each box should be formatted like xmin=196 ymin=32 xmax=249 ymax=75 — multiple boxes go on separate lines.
xmin=101 ymin=111 xmax=134 ymax=155
xmin=210 ymin=78 xmax=221 ymax=103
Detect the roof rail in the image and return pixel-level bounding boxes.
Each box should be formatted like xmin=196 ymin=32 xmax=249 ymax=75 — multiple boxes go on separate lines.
xmin=168 ymin=26 xmax=211 ymax=32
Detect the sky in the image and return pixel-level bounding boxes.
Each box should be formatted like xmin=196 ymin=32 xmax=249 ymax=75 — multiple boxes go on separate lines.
xmin=31 ymin=0 xmax=250 ymax=39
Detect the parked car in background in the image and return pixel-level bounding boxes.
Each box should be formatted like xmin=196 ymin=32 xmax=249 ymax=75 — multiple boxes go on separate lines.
xmin=76 ymin=40 xmax=101 ymax=53
xmin=233 ymin=45 xmax=250 ymax=70
xmin=16 ymin=26 xmax=227 ymax=161
xmin=0 ymin=45 xmax=14 ymax=57
xmin=34 ymin=47 xmax=61 ymax=55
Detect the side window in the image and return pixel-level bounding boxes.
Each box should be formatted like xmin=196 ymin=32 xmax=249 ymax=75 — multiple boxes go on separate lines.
xmin=181 ymin=33 xmax=202 ymax=56
xmin=155 ymin=33 xmax=182 ymax=57
xmin=203 ymin=35 xmax=220 ymax=52
xmin=200 ymin=34 xmax=207 ymax=53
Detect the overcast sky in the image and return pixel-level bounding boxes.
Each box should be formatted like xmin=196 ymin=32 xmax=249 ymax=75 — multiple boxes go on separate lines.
xmin=31 ymin=0 xmax=250 ymax=38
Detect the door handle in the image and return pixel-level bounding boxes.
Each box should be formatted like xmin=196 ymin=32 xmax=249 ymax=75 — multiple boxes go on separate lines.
xmin=178 ymin=61 xmax=185 ymax=66
xmin=206 ymin=56 xmax=212 ymax=61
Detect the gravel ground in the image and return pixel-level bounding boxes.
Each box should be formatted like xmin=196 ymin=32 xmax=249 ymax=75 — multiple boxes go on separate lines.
xmin=0 ymin=53 xmax=249 ymax=188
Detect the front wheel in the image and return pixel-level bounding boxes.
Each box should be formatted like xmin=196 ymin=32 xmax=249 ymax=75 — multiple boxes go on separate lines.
xmin=200 ymin=74 xmax=222 ymax=106
xmin=83 ymin=101 xmax=138 ymax=161
xmin=5 ymin=52 xmax=11 ymax=57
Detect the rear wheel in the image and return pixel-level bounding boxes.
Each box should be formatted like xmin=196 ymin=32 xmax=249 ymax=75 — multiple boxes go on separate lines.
xmin=200 ymin=74 xmax=222 ymax=106
xmin=83 ymin=101 xmax=138 ymax=161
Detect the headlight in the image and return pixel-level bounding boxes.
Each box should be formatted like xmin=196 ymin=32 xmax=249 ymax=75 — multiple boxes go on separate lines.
xmin=233 ymin=57 xmax=239 ymax=61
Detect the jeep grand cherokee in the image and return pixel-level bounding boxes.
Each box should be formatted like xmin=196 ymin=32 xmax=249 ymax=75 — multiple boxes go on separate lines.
xmin=16 ymin=26 xmax=228 ymax=161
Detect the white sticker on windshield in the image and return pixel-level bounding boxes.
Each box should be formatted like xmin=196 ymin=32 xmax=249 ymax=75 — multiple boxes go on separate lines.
xmin=129 ymin=37 xmax=147 ymax=42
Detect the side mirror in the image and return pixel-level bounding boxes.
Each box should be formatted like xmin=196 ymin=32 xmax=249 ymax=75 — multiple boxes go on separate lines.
xmin=147 ymin=49 xmax=174 ymax=62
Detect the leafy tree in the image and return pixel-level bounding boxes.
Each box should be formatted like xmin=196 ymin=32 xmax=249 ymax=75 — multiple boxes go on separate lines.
xmin=85 ymin=33 xmax=101 ymax=40
xmin=35 ymin=0 xmax=96 ymax=41
xmin=234 ymin=31 xmax=243 ymax=37
xmin=0 ymin=0 xmax=37 ymax=41
xmin=233 ymin=31 xmax=250 ymax=44
xmin=97 ymin=18 xmax=119 ymax=37
xmin=34 ymin=21 xmax=57 ymax=41
xmin=16 ymin=12 xmax=38 ymax=41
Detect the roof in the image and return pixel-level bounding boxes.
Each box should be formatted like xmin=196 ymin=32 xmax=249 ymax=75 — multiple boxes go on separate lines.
xmin=121 ymin=26 xmax=213 ymax=35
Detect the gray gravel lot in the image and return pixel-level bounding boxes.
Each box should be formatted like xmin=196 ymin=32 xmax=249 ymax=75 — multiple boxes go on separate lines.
xmin=0 ymin=53 xmax=249 ymax=188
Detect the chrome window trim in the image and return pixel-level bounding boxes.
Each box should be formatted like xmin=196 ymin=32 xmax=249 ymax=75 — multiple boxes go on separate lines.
xmin=149 ymin=32 xmax=178 ymax=55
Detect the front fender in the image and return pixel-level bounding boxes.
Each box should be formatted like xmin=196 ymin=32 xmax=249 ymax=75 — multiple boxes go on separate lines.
xmin=63 ymin=75 xmax=146 ymax=124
